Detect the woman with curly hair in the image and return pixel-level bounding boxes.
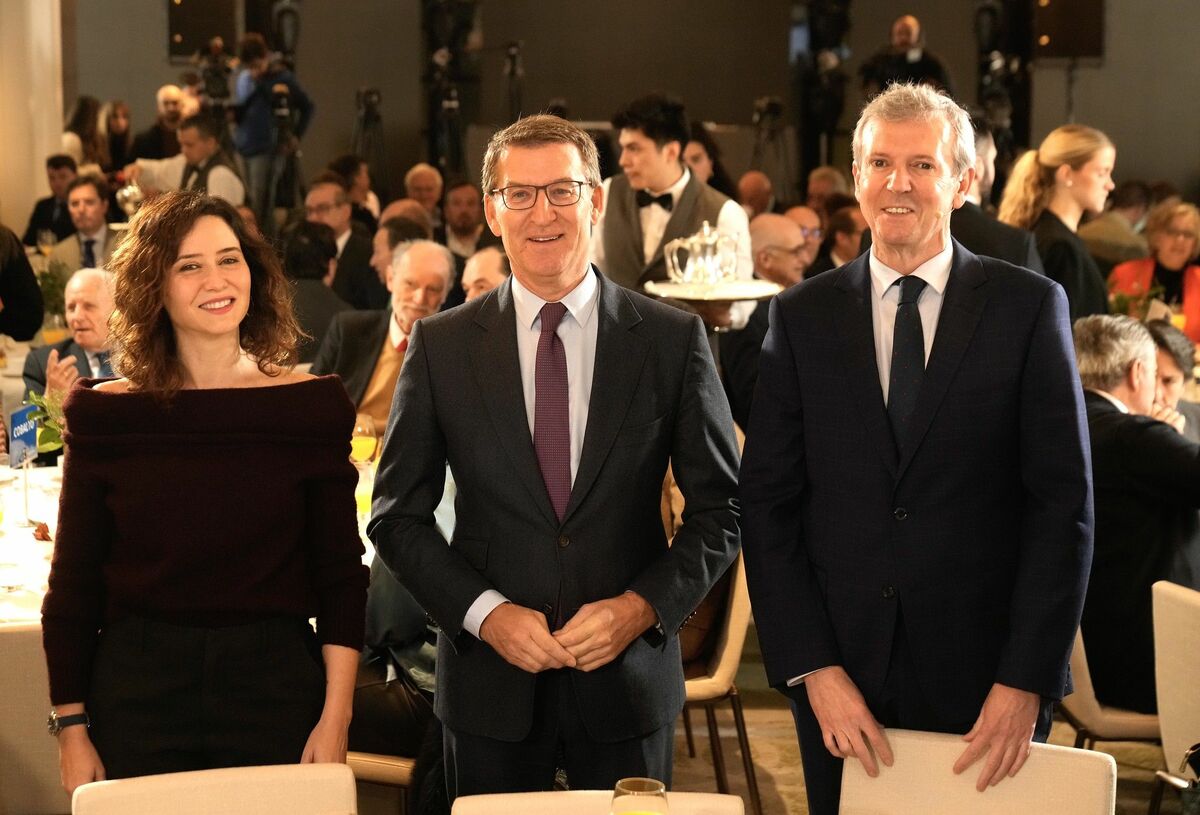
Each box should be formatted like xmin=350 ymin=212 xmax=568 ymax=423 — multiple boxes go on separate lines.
xmin=998 ymin=123 xmax=1115 ymax=321
xmin=41 ymin=192 xmax=368 ymax=792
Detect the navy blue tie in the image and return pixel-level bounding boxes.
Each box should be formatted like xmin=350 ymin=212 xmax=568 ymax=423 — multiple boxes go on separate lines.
xmin=81 ymin=238 xmax=96 ymax=268
xmin=96 ymin=351 xmax=114 ymax=378
xmin=887 ymin=275 xmax=928 ymax=452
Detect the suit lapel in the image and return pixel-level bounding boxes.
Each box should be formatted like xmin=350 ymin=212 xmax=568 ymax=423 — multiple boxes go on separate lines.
xmin=562 ymin=273 xmax=648 ymax=522
xmin=468 ymin=279 xmax=559 ymax=527
xmin=896 ymin=242 xmax=987 ymax=479
xmin=836 ymin=257 xmax=898 ymax=477
xmin=70 ymin=343 xmax=91 ymax=378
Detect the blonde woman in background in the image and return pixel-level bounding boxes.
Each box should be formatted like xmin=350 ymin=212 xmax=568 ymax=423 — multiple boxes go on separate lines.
xmin=998 ymin=124 xmax=1115 ymax=320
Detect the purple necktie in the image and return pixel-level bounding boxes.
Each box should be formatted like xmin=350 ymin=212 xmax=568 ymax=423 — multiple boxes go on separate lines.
xmin=534 ymin=301 xmax=571 ymax=521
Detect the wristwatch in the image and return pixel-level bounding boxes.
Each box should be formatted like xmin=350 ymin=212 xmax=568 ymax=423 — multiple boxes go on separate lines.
xmin=46 ymin=710 xmax=89 ymax=736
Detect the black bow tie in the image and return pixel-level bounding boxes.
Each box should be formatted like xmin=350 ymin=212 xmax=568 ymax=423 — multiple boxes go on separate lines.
xmin=635 ymin=190 xmax=673 ymax=211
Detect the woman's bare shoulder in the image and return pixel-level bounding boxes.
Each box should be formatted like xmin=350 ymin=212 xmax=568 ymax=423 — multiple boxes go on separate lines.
xmin=92 ymin=378 xmax=132 ymax=393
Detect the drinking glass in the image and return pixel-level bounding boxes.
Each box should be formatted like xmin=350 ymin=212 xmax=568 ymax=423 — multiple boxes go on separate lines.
xmin=37 ymin=230 xmax=56 ymax=258
xmin=350 ymin=414 xmax=378 ymax=467
xmin=611 ymin=777 xmax=669 ymax=815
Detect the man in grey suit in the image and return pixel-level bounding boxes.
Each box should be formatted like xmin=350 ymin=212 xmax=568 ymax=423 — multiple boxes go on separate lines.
xmin=49 ymin=177 xmax=123 ymax=272
xmin=368 ymin=115 xmax=740 ymax=800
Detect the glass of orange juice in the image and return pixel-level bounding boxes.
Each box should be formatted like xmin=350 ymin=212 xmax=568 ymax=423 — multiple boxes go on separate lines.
xmin=350 ymin=414 xmax=378 ymax=467
xmin=611 ymin=777 xmax=668 ymax=814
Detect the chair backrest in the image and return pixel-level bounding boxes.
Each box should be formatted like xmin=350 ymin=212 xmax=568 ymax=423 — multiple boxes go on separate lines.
xmin=1153 ymin=580 xmax=1200 ymax=780
xmin=72 ymin=763 xmax=357 ymax=815
xmin=1061 ymin=628 xmax=1104 ymax=724
xmin=452 ymin=789 xmax=744 ymax=814
xmin=840 ymin=729 xmax=1116 ymax=815
xmin=0 ymin=622 xmax=71 ymax=815
xmin=704 ymin=551 xmax=750 ymax=689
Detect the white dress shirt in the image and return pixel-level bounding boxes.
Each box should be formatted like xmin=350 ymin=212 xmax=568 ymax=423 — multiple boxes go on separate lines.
xmin=134 ymin=153 xmax=246 ymax=206
xmin=869 ymin=239 xmax=954 ymax=405
xmin=462 ymin=267 xmax=601 ymax=638
xmin=335 ymin=228 xmax=351 ymax=259
xmin=446 ymin=225 xmax=484 ymax=258
xmin=589 ymin=168 xmax=755 ymax=327
xmin=786 ymin=237 xmax=954 ymax=688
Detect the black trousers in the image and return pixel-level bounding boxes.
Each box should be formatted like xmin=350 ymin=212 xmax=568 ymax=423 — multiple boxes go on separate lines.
xmin=789 ymin=612 xmax=1056 ymax=815
xmin=87 ymin=615 xmax=325 ymax=779
xmin=443 ymin=669 xmax=674 ymax=803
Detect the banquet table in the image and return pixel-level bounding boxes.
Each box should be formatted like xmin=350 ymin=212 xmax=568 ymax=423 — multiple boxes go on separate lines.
xmin=0 ymin=464 xmax=70 ymax=815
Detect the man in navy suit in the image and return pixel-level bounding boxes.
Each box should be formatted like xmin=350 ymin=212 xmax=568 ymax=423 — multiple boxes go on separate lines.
xmin=739 ymin=83 xmax=1093 ymax=814
xmin=369 ymin=115 xmax=739 ymax=801
xmin=23 ymin=268 xmax=114 ymax=401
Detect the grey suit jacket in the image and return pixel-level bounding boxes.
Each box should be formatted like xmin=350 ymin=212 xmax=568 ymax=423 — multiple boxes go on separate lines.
xmin=368 ymin=270 xmax=740 ymax=742
xmin=49 ymin=226 xmax=123 ymax=271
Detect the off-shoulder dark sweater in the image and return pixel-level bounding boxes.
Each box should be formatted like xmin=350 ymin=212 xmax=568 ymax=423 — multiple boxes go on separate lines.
xmin=42 ymin=376 xmax=369 ymax=705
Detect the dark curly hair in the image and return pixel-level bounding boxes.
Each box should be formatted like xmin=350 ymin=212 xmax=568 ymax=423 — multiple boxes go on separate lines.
xmin=107 ymin=191 xmax=301 ymax=396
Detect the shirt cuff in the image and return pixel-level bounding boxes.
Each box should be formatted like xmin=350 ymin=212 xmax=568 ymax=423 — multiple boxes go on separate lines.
xmin=786 ymin=665 xmax=835 ymax=687
xmin=463 ymin=590 xmax=509 ymax=638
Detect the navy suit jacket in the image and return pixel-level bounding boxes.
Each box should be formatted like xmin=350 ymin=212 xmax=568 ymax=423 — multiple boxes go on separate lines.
xmin=23 ymin=338 xmax=93 ymax=400
xmin=368 ymin=271 xmax=740 ymax=742
xmin=739 ymin=241 xmax=1093 ymax=724
xmin=309 ymin=310 xmax=390 ymax=406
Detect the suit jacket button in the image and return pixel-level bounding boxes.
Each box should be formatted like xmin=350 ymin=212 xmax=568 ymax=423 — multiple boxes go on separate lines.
xmin=882 ymin=585 xmax=896 ymax=599
xmin=893 ymin=507 xmax=908 ymax=521
xmin=557 ymin=535 xmax=570 ymax=549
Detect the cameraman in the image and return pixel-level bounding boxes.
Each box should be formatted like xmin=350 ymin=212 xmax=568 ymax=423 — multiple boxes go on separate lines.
xmin=233 ymin=32 xmax=314 ymax=222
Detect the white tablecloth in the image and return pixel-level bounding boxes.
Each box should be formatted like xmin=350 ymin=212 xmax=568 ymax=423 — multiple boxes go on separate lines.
xmin=0 ymin=465 xmax=61 ymax=625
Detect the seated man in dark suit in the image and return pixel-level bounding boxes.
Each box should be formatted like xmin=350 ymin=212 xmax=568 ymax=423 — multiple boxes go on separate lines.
xmin=310 ymin=240 xmax=453 ymax=429
xmin=720 ymin=213 xmax=807 ymax=429
xmin=282 ymin=221 xmax=351 ymax=365
xmin=806 ymin=204 xmax=867 ymax=278
xmin=1074 ymin=314 xmax=1200 ymax=714
xmin=953 ymin=119 xmax=1044 ymax=272
xmin=22 ymin=154 xmax=77 ymax=247
xmin=433 ymin=180 xmax=502 ymax=311
xmin=24 ymin=268 xmax=114 ymax=401
xmin=306 ymin=171 xmax=388 ymax=310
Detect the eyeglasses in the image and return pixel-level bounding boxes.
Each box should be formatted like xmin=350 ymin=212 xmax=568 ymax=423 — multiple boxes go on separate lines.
xmin=1163 ymin=228 xmax=1196 ymax=241
xmin=490 ymin=180 xmax=590 ymax=210
xmin=765 ymin=244 xmax=809 ymax=258
xmin=799 ymin=226 xmax=824 ymax=240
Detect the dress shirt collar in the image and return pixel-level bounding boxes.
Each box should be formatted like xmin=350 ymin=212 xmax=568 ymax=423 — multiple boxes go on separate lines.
xmin=388 ymin=309 xmax=409 ymax=349
xmin=643 ymin=167 xmax=691 ymax=206
xmin=335 ymin=229 xmax=351 ymax=259
xmin=511 ymin=266 xmax=600 ymax=332
xmin=1088 ymin=388 xmax=1130 ymax=413
xmin=868 ymin=237 xmax=954 ymax=301
xmin=80 ymin=224 xmax=107 ymax=244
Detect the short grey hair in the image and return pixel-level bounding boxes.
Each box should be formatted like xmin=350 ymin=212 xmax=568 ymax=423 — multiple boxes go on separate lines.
xmin=481 ymin=114 xmax=601 ymax=196
xmin=852 ymin=83 xmax=976 ymax=178
xmin=394 ymin=239 xmax=455 ymax=288
xmin=1073 ymin=315 xmax=1156 ymax=392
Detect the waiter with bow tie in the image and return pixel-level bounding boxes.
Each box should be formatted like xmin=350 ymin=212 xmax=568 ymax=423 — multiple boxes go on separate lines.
xmin=589 ymin=94 xmax=753 ymax=329
xmin=124 ymin=113 xmax=245 ymax=206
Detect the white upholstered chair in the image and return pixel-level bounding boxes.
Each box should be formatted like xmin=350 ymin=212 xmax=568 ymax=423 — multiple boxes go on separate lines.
xmin=346 ymin=751 xmax=414 ymax=813
xmin=1059 ymin=628 xmax=1159 ymax=749
xmin=1147 ymin=580 xmax=1200 ymax=815
xmin=839 ymin=728 xmax=1116 ymax=815
xmin=681 ymin=553 xmax=762 ymax=815
xmin=71 ymin=763 xmax=357 ymax=814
